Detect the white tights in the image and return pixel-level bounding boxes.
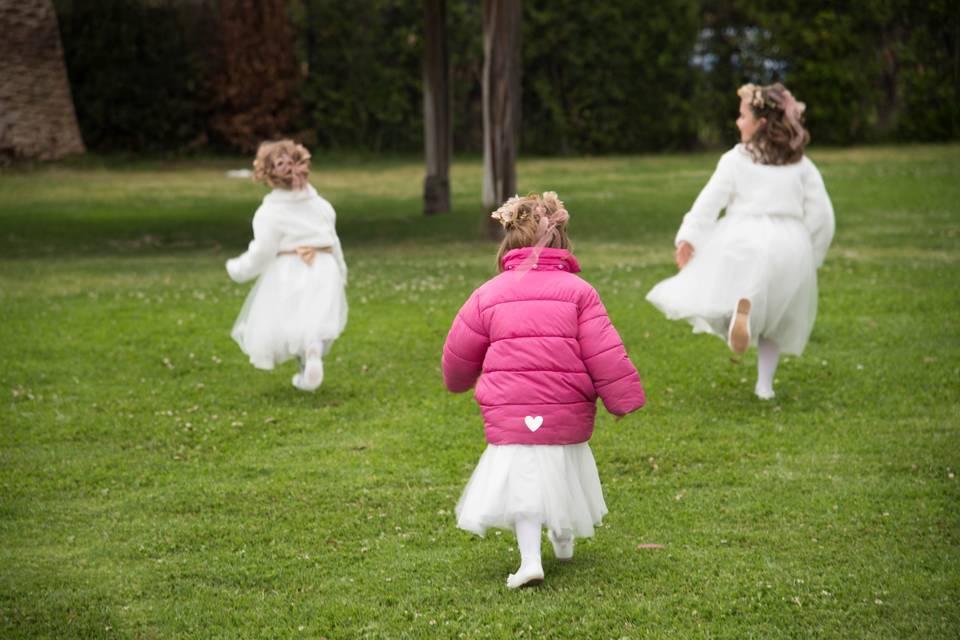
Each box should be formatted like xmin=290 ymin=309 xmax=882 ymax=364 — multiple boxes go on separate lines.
xmin=755 ymin=337 xmax=780 ymax=399
xmin=515 ymin=517 xmax=542 ymax=562
xmin=507 ymin=516 xmax=545 ymax=588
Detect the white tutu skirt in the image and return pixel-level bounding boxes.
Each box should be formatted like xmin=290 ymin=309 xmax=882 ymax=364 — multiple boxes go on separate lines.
xmin=646 ymin=214 xmax=818 ymax=355
xmin=456 ymin=443 xmax=607 ymax=538
xmin=231 ymin=254 xmax=347 ymax=370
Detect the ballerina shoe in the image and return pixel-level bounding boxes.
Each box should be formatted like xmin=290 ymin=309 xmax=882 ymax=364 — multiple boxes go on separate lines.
xmin=547 ymin=530 xmax=574 ymax=561
xmin=301 ymin=356 xmax=324 ymax=390
xmin=506 ymin=561 xmax=544 ymax=589
xmin=291 ymin=372 xmax=313 ymax=392
xmin=754 ymin=385 xmax=776 ymax=400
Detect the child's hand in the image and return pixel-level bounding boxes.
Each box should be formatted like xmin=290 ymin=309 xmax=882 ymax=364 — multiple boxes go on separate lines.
xmin=675 ymin=241 xmax=694 ymax=269
xmin=225 ymin=258 xmax=244 ymax=283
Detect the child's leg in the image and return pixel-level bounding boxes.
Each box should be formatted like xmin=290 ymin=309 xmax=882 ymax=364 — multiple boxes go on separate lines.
xmin=507 ymin=517 xmax=544 ymax=589
xmin=728 ymin=298 xmax=752 ymax=355
xmin=548 ymin=529 xmax=574 ymax=561
xmin=292 ymin=342 xmax=324 ymax=391
xmin=755 ymin=337 xmax=780 ymax=399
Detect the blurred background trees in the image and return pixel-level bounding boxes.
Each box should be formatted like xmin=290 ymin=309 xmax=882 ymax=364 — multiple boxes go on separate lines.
xmin=48 ymin=0 xmax=960 ymax=155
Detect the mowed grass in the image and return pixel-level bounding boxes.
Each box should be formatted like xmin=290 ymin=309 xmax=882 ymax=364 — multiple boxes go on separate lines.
xmin=0 ymin=145 xmax=958 ymax=638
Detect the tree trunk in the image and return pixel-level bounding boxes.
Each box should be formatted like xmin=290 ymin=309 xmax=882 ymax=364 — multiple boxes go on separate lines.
xmin=482 ymin=0 xmax=522 ymax=211
xmin=875 ymin=27 xmax=903 ymax=136
xmin=422 ymin=0 xmax=452 ymax=215
xmin=0 ymin=0 xmax=85 ymax=160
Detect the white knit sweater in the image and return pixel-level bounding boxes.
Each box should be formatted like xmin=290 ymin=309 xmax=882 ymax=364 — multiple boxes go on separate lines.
xmin=226 ymin=184 xmax=348 ymax=283
xmin=675 ymin=144 xmax=835 ymax=266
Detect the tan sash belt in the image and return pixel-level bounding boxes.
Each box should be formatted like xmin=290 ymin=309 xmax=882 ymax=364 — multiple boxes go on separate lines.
xmin=276 ymin=246 xmax=333 ymax=266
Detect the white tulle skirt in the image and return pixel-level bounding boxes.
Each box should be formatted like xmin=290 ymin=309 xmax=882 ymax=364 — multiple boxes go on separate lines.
xmin=456 ymin=442 xmax=607 ymax=538
xmin=231 ymin=254 xmax=347 ymax=370
xmin=646 ymin=214 xmax=818 ymax=355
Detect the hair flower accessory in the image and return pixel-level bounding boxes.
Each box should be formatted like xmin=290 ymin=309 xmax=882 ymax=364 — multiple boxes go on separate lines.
xmin=738 ymin=83 xmax=777 ymax=110
xmin=491 ymin=195 xmax=524 ymax=227
xmin=273 ymin=154 xmax=310 ymax=191
xmin=514 ymin=191 xmax=570 ymax=276
xmin=778 ymin=89 xmax=807 ymax=148
xmin=735 ymin=82 xmax=810 ymax=164
xmin=253 ymin=140 xmax=311 ymax=190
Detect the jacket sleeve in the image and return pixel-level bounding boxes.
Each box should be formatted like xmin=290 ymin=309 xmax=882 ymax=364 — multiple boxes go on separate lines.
xmin=332 ymin=239 xmax=348 ymax=286
xmin=441 ymin=291 xmax=489 ymax=393
xmin=675 ymin=150 xmax=736 ymax=250
xmin=801 ymin=158 xmax=836 ymax=268
xmin=322 ymin=201 xmax=348 ymax=285
xmin=226 ymin=205 xmax=281 ymax=283
xmin=577 ymin=287 xmax=645 ymax=416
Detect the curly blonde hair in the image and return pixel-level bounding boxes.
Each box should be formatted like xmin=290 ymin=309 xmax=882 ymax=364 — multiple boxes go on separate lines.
xmin=492 ymin=192 xmax=572 ymax=271
xmin=252 ymin=139 xmax=311 ymax=190
xmin=737 ymin=82 xmax=810 ymax=165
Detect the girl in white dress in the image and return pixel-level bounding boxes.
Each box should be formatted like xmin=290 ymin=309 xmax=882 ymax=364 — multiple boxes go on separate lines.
xmin=646 ymin=83 xmax=835 ymax=399
xmin=226 ymin=140 xmax=348 ymax=391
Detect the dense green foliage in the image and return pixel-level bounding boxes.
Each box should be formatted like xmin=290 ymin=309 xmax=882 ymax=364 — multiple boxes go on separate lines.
xmin=56 ymin=0 xmax=207 ymax=152
xmin=1 ymin=146 xmax=958 ymax=637
xmin=521 ymin=2 xmax=702 ymax=153
xmin=295 ymin=0 xmax=425 ymax=151
xmin=752 ymin=0 xmax=960 ymax=145
xmin=54 ymin=0 xmax=960 ymax=153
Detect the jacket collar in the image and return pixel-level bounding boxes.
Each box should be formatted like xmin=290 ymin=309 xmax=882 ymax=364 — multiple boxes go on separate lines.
xmin=264 ymin=184 xmax=317 ymax=204
xmin=501 ymin=247 xmax=581 ymax=273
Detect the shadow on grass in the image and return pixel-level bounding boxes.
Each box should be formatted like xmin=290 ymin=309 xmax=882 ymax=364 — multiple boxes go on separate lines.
xmin=0 ymin=201 xmax=501 ymax=260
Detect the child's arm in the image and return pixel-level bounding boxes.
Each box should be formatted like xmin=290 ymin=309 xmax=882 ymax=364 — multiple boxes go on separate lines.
xmin=675 ymin=151 xmax=736 ymax=253
xmin=332 ymin=239 xmax=348 ymax=285
xmin=441 ymin=292 xmax=489 ymax=393
xmin=226 ymin=206 xmax=280 ymax=283
xmin=801 ymin=159 xmax=836 ymax=267
xmin=325 ymin=205 xmax=348 ymax=285
xmin=578 ymin=288 xmax=645 ymax=416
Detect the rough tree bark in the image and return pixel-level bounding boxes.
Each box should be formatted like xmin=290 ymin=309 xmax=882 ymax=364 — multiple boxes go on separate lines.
xmin=481 ymin=0 xmax=522 ymax=211
xmin=0 ymin=0 xmax=85 ymax=160
xmin=422 ymin=0 xmax=452 ymax=215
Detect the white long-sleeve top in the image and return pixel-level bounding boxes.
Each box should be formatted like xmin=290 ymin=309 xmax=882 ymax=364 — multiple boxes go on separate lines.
xmin=226 ymin=184 xmax=348 ymax=283
xmin=675 ymin=144 xmax=835 ymax=266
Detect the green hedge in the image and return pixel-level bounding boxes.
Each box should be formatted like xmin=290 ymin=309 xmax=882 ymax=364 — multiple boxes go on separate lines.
xmin=56 ymin=0 xmax=206 ymax=152
xmin=55 ymin=0 xmax=958 ymax=153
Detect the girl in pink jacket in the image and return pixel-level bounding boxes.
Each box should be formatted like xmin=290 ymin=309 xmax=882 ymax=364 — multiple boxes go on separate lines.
xmin=442 ymin=192 xmax=646 ymax=589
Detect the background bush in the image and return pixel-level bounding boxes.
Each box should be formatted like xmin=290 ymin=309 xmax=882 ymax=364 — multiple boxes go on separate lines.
xmin=54 ymin=0 xmax=959 ymax=154
xmin=56 ymin=0 xmax=207 ymax=152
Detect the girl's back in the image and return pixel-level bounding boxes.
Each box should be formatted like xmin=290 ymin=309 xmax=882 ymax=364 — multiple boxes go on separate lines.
xmin=442 ymin=191 xmax=646 ymax=589
xmin=444 ymin=247 xmax=643 ymax=445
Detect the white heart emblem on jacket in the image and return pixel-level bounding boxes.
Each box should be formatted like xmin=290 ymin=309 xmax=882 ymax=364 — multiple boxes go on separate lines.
xmin=524 ymin=416 xmax=544 ymax=432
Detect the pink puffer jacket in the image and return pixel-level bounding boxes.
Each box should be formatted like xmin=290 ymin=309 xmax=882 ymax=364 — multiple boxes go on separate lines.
xmin=442 ymin=247 xmax=645 ymax=445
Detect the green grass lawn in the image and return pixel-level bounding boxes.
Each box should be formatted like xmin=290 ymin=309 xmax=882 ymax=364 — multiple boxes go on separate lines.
xmin=1 ymin=145 xmax=958 ymax=638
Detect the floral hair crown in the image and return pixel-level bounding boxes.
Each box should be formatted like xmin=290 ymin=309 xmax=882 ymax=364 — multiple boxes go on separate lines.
xmin=253 ymin=140 xmax=311 ymax=191
xmin=737 ymin=83 xmax=807 ymax=149
xmin=490 ymin=195 xmax=526 ymax=227
xmin=490 ymin=192 xmax=569 ymax=229
xmin=738 ymin=83 xmax=806 ymax=120
xmin=738 ymin=83 xmax=775 ymax=110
